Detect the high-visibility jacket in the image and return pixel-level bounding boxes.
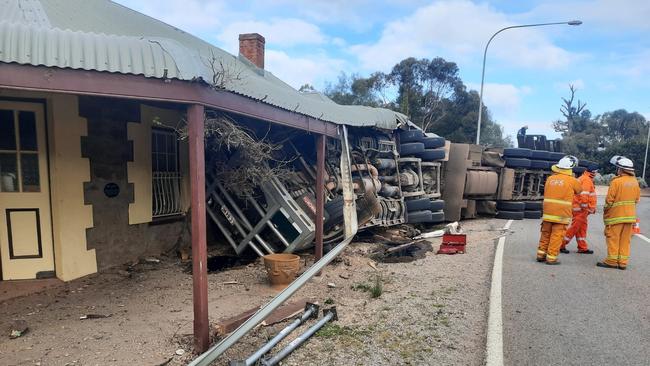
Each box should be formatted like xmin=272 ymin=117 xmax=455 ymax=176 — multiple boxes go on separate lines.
xmin=543 ymin=170 xmax=582 ymax=224
xmin=572 ymin=171 xmax=597 ymax=213
xmin=603 ymin=173 xmax=640 ymax=225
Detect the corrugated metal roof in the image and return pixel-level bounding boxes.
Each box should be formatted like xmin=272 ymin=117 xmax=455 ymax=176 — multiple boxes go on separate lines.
xmin=0 ymin=0 xmax=406 ymax=130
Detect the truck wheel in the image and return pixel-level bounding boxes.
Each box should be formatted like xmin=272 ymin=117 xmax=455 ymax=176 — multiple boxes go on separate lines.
xmin=524 ymin=201 xmax=543 ymax=211
xmin=524 ymin=210 xmax=542 ymax=219
xmin=531 ymin=150 xmax=550 ymax=160
xmin=505 ymin=158 xmax=531 ymax=168
xmin=407 ymin=210 xmax=433 ymax=224
xmin=496 ymin=201 xmax=526 ymax=211
xmin=405 ymin=198 xmax=431 ymax=212
xmin=430 ymin=211 xmax=445 ymax=223
xmin=496 ymin=210 xmax=525 ymax=220
xmin=323 ymin=197 xmax=344 ymax=232
xmin=422 ymin=136 xmax=445 ymax=149
xmin=399 ymin=142 xmax=425 ymax=156
xmin=416 ymin=148 xmax=446 ymax=161
xmin=530 ymin=160 xmax=550 ymax=170
xmin=399 ymin=130 xmax=425 ymax=143
xmin=503 ymin=148 xmax=532 ymax=158
xmin=430 ymin=200 xmax=445 ymax=212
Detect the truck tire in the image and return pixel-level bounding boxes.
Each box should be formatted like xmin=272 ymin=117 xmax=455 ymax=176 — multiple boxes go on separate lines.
xmin=496 ymin=210 xmax=525 ymax=220
xmin=505 ymin=158 xmax=531 ymax=169
xmin=399 ymin=142 xmax=425 ymax=156
xmin=524 ymin=201 xmax=543 ymax=211
xmin=503 ymin=148 xmax=532 ymax=158
xmin=416 ymin=148 xmax=446 ymax=161
xmin=407 ymin=210 xmax=433 ymax=224
xmin=405 ymin=198 xmax=431 ymax=212
xmin=548 ymin=152 xmax=565 ymax=161
xmin=497 ymin=201 xmax=526 ymax=211
xmin=399 ymin=130 xmax=425 ymax=143
xmin=524 ymin=210 xmax=542 ymax=219
xmin=422 ymin=136 xmax=445 ymax=149
xmin=530 ymin=160 xmax=550 ymax=170
xmin=430 ymin=200 xmax=445 ymax=212
xmin=531 ymin=150 xmax=550 ymax=160
xmin=430 ymin=211 xmax=445 ymax=223
xmin=323 ymin=197 xmax=344 ymax=232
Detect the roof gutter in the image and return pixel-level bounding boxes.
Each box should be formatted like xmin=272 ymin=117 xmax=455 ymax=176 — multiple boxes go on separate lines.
xmin=0 ymin=63 xmax=338 ymax=137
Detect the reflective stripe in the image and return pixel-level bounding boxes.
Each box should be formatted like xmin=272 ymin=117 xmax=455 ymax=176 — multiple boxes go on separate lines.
xmin=589 ymin=192 xmax=597 ymax=196
xmin=607 ymin=255 xmax=618 ymax=260
xmin=620 ymin=255 xmax=630 ymax=259
xmin=542 ymin=214 xmax=571 ymax=224
xmin=577 ymin=238 xmax=586 ymax=241
xmin=563 ymin=236 xmax=570 ymax=241
xmin=580 ymin=191 xmax=590 ymax=195
xmin=546 ymin=254 xmax=558 ymax=260
xmin=580 ymin=204 xmax=588 ymax=207
xmin=604 ymin=200 xmax=636 ymax=209
xmin=604 ymin=216 xmax=637 ymax=225
xmin=544 ymin=198 xmax=572 ymax=206
xmin=572 ymin=208 xmax=582 ymax=211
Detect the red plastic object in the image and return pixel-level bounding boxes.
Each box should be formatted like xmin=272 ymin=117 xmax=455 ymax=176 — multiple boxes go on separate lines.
xmin=437 ymin=234 xmax=467 ymax=255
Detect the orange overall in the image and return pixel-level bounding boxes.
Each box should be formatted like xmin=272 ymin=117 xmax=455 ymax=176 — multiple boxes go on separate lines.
xmin=537 ymin=168 xmax=582 ymax=263
xmin=562 ymin=171 xmax=597 ymax=251
xmin=603 ymin=173 xmax=640 ymax=268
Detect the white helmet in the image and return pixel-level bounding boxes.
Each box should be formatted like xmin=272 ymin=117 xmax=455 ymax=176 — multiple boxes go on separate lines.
xmin=610 ymin=155 xmax=634 ymax=171
xmin=556 ymin=155 xmax=579 ymax=169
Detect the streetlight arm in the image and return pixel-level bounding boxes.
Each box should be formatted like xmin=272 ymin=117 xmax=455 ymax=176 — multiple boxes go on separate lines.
xmin=475 ymin=21 xmax=581 ymax=145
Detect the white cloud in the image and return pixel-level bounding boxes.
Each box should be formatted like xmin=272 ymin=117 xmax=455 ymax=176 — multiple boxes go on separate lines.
xmin=265 ymin=50 xmax=347 ymax=89
xmin=216 ymin=18 xmax=328 ymax=54
xmin=114 ymin=0 xmax=229 ymax=33
xmin=350 ymin=0 xmax=575 ymax=72
xmin=467 ymin=82 xmax=532 ymax=118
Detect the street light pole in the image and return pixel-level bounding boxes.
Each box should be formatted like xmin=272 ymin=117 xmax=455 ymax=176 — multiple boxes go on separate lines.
xmin=643 ymin=121 xmax=650 ymax=180
xmin=476 ymin=20 xmax=582 ymax=145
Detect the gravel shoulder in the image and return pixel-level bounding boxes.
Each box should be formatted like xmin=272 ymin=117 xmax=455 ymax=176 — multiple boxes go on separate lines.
xmin=1 ymin=219 xmax=501 ymax=366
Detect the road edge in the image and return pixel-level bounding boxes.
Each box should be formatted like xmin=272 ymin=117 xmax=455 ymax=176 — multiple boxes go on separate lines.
xmin=486 ymin=219 xmax=513 ymax=366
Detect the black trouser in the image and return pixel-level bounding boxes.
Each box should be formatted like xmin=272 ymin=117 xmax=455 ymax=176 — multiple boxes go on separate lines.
xmin=517 ymin=135 xmax=525 ymax=148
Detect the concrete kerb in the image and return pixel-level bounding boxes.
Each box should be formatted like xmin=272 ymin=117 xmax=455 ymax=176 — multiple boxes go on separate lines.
xmin=486 ymin=219 xmax=513 ymax=366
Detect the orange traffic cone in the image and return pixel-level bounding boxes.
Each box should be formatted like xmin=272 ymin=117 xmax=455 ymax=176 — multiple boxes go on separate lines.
xmin=633 ymin=219 xmax=641 ymax=234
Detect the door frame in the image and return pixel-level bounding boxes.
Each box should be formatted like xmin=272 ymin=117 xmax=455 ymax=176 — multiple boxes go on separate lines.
xmin=0 ymin=96 xmax=54 ymax=280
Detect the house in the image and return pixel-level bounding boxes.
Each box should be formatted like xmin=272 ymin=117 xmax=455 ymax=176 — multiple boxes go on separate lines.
xmin=0 ymin=0 xmax=404 ymax=351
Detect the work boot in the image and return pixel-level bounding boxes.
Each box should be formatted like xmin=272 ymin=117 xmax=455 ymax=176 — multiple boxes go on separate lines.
xmin=560 ymin=248 xmax=570 ymax=254
xmin=536 ymin=257 xmax=546 ymax=263
xmin=596 ymin=262 xmax=618 ymax=269
xmin=618 ymin=266 xmax=627 ymax=270
xmin=577 ymin=249 xmax=594 ymax=254
xmin=545 ymin=260 xmax=560 ymax=265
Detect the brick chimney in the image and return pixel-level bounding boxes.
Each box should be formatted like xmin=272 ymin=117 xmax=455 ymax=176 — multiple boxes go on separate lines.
xmin=239 ymin=33 xmax=265 ymax=69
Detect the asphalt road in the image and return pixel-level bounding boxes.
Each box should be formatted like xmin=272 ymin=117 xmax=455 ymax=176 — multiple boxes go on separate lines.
xmin=502 ymin=197 xmax=650 ymax=366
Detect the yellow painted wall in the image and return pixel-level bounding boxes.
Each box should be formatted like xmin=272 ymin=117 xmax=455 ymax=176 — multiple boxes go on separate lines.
xmin=127 ymin=115 xmax=152 ymax=225
xmin=47 ymin=94 xmax=97 ymax=281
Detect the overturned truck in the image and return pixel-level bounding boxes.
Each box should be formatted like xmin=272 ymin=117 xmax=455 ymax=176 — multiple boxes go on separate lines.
xmin=204 ymin=115 xmax=595 ymax=257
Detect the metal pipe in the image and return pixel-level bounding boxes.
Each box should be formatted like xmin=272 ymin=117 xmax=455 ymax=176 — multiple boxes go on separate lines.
xmin=476 ymin=20 xmax=582 ymax=144
xmin=233 ymin=304 xmax=320 ymax=366
xmin=315 ymin=134 xmax=326 ymax=265
xmin=261 ymin=308 xmax=338 ymax=366
xmin=188 ymin=126 xmax=357 ymax=366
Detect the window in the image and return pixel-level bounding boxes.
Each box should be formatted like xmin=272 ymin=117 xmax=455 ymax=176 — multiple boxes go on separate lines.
xmin=152 ymin=128 xmax=183 ymax=217
xmin=0 ymin=109 xmax=40 ymax=193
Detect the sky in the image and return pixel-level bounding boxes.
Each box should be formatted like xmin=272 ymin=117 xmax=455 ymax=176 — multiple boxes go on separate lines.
xmin=115 ymin=0 xmax=650 ymax=140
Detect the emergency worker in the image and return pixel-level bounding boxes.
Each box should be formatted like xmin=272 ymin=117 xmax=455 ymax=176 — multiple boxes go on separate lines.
xmin=537 ymin=156 xmax=582 ymax=264
xmin=560 ymin=166 xmax=597 ymax=254
xmin=598 ymin=156 xmax=640 ymax=270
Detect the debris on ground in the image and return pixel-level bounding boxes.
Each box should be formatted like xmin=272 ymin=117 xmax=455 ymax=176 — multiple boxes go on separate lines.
xmin=79 ymin=314 xmax=112 ymax=320
xmin=175 ymin=349 xmax=185 ymax=356
xmin=327 ymin=283 xmax=336 ymax=288
xmin=371 ymin=240 xmax=433 ymax=263
xmin=9 ymin=320 xmax=28 ymax=339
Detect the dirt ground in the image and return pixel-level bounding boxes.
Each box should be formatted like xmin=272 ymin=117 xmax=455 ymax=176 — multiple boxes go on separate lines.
xmin=0 ymin=218 xmax=505 ymax=366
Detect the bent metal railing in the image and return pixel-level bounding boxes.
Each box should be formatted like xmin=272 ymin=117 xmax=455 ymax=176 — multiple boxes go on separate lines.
xmin=152 ymin=171 xmax=183 ymax=217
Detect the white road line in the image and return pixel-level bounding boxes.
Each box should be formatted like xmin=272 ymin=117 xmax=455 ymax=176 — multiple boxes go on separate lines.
xmin=634 ymin=233 xmax=650 ymax=243
xmin=486 ymin=219 xmax=512 ymax=366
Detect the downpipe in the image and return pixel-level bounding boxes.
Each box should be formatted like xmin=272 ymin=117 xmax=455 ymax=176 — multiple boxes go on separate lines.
xmin=188 ymin=125 xmax=358 ymax=366
xmin=230 ymin=303 xmax=319 ymax=366
xmin=261 ymin=308 xmax=338 ymax=366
